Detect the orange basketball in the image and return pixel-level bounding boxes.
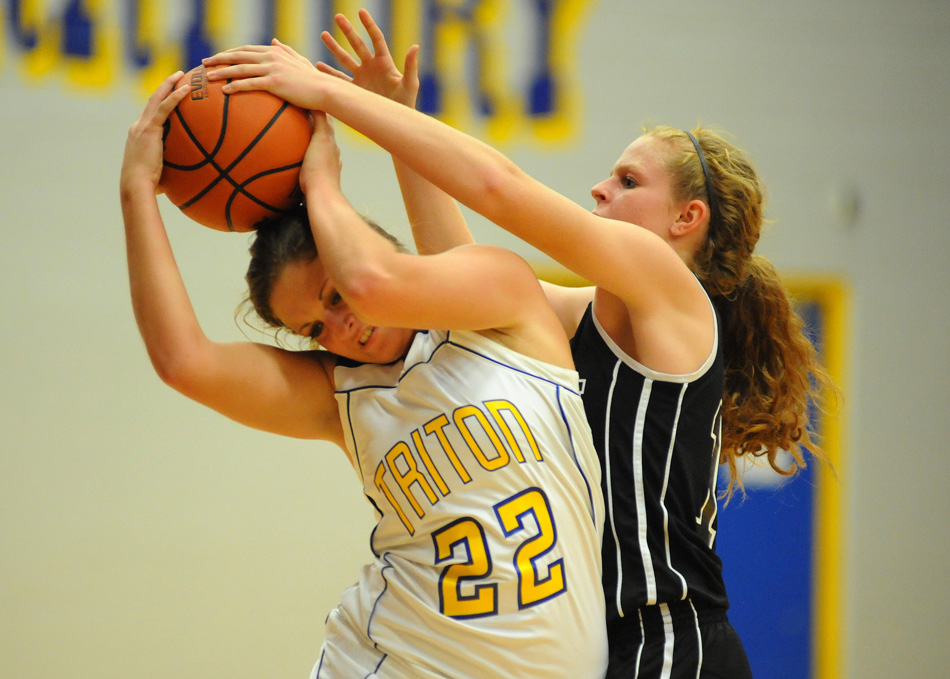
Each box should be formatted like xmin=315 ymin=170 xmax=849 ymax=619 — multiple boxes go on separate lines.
xmin=159 ymin=65 xmax=312 ymax=232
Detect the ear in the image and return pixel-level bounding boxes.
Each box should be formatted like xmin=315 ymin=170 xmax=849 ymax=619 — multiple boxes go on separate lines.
xmin=671 ymin=199 xmax=709 ymax=238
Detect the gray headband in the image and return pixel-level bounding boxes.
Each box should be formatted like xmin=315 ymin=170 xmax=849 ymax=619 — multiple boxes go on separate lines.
xmin=684 ymin=130 xmax=716 ymax=227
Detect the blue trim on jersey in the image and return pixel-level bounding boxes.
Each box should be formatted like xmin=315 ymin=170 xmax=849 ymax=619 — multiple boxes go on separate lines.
xmin=334 ymin=330 xmax=583 ymax=397
xmin=313 ymin=647 xmax=326 ymax=678
xmin=366 ymin=552 xmax=396 ymax=648
xmin=337 ymin=330 xmax=600 ymax=541
xmin=343 ymin=391 xmax=365 ymax=480
xmin=365 ymin=496 xmax=384 ymax=560
xmin=442 ymin=332 xmax=583 ymax=395
xmin=371 ymin=654 xmax=388 ymax=678
xmin=342 ymin=389 xmax=388 ymax=561
xmin=556 ymin=385 xmax=600 ymax=529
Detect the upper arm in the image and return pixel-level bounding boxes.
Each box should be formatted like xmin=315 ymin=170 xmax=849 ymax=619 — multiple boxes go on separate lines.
xmin=479 ymin=176 xmax=715 ymax=371
xmin=161 ymin=339 xmax=345 ymax=445
xmin=483 ymin=172 xmax=700 ymax=317
xmin=355 ymin=243 xmax=552 ymax=335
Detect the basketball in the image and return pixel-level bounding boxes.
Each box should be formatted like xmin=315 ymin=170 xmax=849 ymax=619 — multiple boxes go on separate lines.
xmin=159 ymin=64 xmax=312 ymax=232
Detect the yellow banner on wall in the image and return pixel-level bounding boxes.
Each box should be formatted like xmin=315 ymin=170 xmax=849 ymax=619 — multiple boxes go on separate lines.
xmin=4 ymin=0 xmax=594 ymax=145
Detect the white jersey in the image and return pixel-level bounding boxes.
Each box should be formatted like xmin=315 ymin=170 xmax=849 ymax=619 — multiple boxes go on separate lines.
xmin=315 ymin=329 xmax=607 ymax=679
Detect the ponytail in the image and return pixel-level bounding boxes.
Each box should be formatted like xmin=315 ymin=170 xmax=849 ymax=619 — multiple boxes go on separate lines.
xmin=647 ymin=125 xmax=835 ymax=498
xmin=713 ymin=258 xmax=834 ymax=498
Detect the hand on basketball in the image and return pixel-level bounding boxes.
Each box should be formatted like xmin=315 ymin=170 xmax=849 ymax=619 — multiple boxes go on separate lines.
xmin=317 ymin=9 xmax=420 ymax=108
xmin=203 ymin=41 xmax=326 ymax=111
xmin=121 ymin=71 xmax=189 ymax=195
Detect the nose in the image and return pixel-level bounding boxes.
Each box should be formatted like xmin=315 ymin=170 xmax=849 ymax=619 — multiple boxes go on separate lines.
xmin=323 ymin=307 xmax=359 ymax=342
xmin=591 ymin=178 xmax=610 ymax=204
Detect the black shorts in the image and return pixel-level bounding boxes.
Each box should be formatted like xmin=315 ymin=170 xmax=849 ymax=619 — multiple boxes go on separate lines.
xmin=605 ymin=600 xmax=752 ymax=679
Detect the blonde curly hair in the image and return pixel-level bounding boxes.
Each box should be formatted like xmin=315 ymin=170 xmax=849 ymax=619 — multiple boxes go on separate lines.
xmin=646 ymin=125 xmax=836 ymax=499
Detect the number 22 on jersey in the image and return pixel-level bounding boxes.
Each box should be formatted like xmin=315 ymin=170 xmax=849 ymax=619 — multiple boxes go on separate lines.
xmin=432 ymin=487 xmax=566 ymax=618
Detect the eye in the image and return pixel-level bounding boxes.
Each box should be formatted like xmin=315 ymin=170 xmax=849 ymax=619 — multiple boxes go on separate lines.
xmin=330 ymin=291 xmax=343 ymax=306
xmin=620 ymin=176 xmax=638 ymax=189
xmin=309 ymin=321 xmax=325 ymax=339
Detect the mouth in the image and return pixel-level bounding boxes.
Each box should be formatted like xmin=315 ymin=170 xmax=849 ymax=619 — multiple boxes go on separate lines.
xmin=359 ymin=326 xmax=375 ymax=346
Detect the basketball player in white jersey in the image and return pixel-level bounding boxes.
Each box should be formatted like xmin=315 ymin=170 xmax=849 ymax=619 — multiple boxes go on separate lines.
xmin=121 ymin=75 xmax=607 ymax=678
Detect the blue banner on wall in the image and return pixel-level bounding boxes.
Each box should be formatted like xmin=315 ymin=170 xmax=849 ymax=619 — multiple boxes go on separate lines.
xmin=717 ymin=286 xmax=847 ymax=679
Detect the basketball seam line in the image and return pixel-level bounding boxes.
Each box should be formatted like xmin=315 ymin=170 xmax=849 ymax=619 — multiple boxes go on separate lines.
xmin=167 ymin=89 xmax=299 ymax=230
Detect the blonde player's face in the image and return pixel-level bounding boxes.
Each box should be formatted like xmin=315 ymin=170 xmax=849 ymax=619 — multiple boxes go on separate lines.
xmin=269 ymin=256 xmax=415 ymax=364
xmin=590 ymin=135 xmax=681 ymax=243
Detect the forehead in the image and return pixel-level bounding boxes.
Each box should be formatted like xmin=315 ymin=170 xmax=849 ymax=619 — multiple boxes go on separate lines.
xmin=613 ymin=135 xmax=668 ymax=172
xmin=269 ymin=256 xmax=326 ymax=330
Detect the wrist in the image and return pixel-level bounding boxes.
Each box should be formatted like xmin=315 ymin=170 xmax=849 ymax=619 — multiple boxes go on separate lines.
xmin=119 ymin=174 xmax=159 ymax=203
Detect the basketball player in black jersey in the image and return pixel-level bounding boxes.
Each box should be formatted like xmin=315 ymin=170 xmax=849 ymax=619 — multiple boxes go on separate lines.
xmin=204 ymin=11 xmax=833 ymax=676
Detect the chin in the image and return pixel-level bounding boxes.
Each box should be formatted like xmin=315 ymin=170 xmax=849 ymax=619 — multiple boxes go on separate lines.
xmin=365 ymin=328 xmax=413 ymax=365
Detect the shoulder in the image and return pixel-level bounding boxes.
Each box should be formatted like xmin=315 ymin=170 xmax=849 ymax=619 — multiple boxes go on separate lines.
xmin=593 ymin=278 xmax=716 ymax=375
xmin=539 ymin=282 xmax=595 ymax=339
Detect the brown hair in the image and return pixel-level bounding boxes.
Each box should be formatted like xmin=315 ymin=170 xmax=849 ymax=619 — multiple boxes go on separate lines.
xmin=240 ymin=202 xmax=404 ymax=340
xmin=646 ymin=125 xmax=837 ymax=498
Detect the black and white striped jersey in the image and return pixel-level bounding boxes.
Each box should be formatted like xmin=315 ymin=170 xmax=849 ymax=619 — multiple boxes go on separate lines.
xmin=570 ymin=301 xmax=730 ymax=624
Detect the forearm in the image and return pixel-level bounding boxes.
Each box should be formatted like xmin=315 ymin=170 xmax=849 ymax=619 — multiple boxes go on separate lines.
xmin=302 ymin=176 xmax=407 ymax=320
xmin=316 ymin=12 xmax=476 ymax=256
xmin=121 ymin=181 xmax=206 ymax=381
xmin=324 ymin=84 xmax=678 ymax=304
xmin=317 ymin=81 xmax=608 ymax=269
xmin=209 ymin=50 xmax=615 ymax=291
xmin=393 ymin=157 xmax=475 ymax=255
xmin=315 ymin=78 xmax=522 ymax=223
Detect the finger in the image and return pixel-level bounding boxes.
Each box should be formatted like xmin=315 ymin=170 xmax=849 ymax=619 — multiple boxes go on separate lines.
xmin=162 ymin=70 xmax=184 ymax=88
xmin=271 ymin=38 xmax=311 ymax=66
xmin=403 ymin=44 xmax=420 ymax=82
xmin=334 ymin=13 xmax=373 ymax=60
xmin=219 ymin=75 xmax=264 ymax=94
xmin=209 ymin=65 xmax=271 ymax=94
xmin=359 ymin=8 xmax=392 ymax=58
xmin=202 ymin=45 xmax=270 ymax=66
xmin=310 ymin=110 xmax=331 ymax=133
xmin=149 ymin=70 xmax=184 ymax=104
xmin=320 ymin=30 xmax=360 ymax=73
xmin=205 ymin=63 xmax=267 ymax=82
xmin=155 ymin=82 xmax=190 ymax=122
xmin=139 ymin=71 xmax=184 ymax=122
xmin=315 ymin=61 xmax=354 ymax=83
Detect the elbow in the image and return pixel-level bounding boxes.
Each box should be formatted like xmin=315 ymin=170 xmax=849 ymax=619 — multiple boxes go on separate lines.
xmin=149 ymin=348 xmax=194 ymax=393
xmin=334 ymin=257 xmax=413 ymax=327
xmin=145 ymin=336 xmax=208 ymax=397
xmin=474 ymin=159 xmax=525 ymax=223
xmin=337 ymin=267 xmax=395 ymax=325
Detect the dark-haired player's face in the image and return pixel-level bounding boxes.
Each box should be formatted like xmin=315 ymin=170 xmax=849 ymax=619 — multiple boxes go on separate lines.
xmin=270 ymin=257 xmax=414 ymax=364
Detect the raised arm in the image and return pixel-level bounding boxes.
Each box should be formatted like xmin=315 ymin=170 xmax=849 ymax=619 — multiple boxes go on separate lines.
xmin=295 ymin=112 xmax=572 ymax=368
xmin=321 ymin=10 xmax=598 ymax=338
xmin=202 ymin=42 xmax=698 ymax=327
xmin=120 ymin=74 xmax=343 ymax=444
xmin=317 ymin=9 xmax=474 ymax=255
